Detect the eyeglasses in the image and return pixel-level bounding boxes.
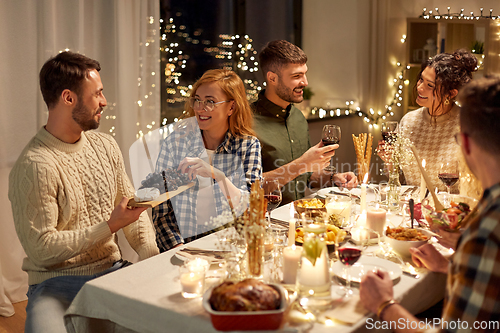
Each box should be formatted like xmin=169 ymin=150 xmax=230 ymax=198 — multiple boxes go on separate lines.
xmin=189 ymin=98 xmax=231 ymax=111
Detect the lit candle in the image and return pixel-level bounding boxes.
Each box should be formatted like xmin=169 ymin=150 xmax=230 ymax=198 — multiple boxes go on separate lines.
xmin=419 ymin=159 xmax=426 ymax=202
xmin=180 ymin=271 xmax=204 ymax=295
xmin=360 ymin=173 xmax=369 ymax=213
xmin=325 ymin=196 xmax=352 ymax=223
xmin=288 ymin=204 xmax=296 ymax=246
xmin=297 ymin=251 xmax=330 ymax=291
xmin=283 ymin=245 xmax=302 ymax=284
xmin=366 ymin=204 xmax=387 ymax=236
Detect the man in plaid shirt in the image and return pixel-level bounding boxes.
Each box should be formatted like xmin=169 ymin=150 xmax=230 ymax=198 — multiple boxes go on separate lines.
xmin=360 ymin=75 xmax=500 ymax=332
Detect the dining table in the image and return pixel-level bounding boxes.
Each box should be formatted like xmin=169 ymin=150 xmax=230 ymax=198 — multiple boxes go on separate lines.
xmin=64 ymin=187 xmax=448 ymax=333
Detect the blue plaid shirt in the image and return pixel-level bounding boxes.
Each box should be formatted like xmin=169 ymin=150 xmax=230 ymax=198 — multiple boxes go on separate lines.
xmin=152 ymin=118 xmax=262 ymax=252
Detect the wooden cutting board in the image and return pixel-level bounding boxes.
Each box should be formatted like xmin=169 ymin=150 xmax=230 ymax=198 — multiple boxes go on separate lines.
xmin=127 ymin=182 xmax=195 ymax=208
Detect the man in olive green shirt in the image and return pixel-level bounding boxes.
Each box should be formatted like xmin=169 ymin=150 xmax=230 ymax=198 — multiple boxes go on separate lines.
xmin=253 ymin=40 xmax=357 ymax=204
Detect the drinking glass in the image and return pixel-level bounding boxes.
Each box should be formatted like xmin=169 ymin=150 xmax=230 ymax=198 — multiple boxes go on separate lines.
xmin=438 ymin=161 xmax=459 ymax=194
xmin=322 ymin=125 xmax=341 ymax=172
xmin=381 ymin=121 xmax=398 ymax=145
xmin=262 ymin=178 xmax=282 ymax=225
xmin=335 ymin=227 xmax=368 ymax=297
xmin=378 ymin=181 xmax=389 ymax=204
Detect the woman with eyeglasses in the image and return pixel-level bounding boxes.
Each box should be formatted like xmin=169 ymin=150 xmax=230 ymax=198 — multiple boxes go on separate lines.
xmin=152 ymin=69 xmax=262 ymax=252
xmin=379 ymin=49 xmax=480 ymax=196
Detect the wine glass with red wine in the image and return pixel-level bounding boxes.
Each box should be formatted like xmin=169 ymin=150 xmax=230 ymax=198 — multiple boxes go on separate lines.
xmin=322 ymin=125 xmax=341 ymax=173
xmin=335 ymin=227 xmax=368 ymax=297
xmin=263 ymin=178 xmax=282 ymax=225
xmin=438 ymin=161 xmax=459 ymax=194
xmin=381 ymin=121 xmax=398 ymax=145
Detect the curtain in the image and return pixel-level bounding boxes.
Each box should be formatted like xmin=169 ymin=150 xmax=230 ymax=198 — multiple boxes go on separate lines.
xmin=0 ymin=0 xmax=160 ymax=316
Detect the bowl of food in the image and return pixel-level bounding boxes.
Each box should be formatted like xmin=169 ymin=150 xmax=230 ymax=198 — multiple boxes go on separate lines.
xmin=293 ymin=198 xmax=326 ymax=218
xmin=384 ymin=227 xmax=432 ymax=258
xmin=203 ymin=279 xmax=286 ymax=331
xmin=295 ymin=224 xmax=348 ymax=253
xmin=421 ymin=194 xmax=477 ymax=232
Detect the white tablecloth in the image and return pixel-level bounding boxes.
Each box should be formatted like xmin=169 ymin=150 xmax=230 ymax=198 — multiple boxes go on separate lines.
xmin=65 ymin=190 xmax=447 ymax=333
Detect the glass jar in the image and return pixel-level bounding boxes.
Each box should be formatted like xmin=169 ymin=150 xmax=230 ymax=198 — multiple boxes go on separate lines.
xmin=296 ymin=223 xmax=330 ymax=298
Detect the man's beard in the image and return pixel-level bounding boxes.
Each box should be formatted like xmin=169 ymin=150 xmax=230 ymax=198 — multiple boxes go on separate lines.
xmin=72 ymin=98 xmax=100 ymax=131
xmin=275 ymin=77 xmax=304 ymax=104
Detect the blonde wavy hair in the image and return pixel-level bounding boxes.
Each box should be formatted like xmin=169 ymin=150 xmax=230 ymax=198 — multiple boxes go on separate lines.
xmin=184 ymin=69 xmax=255 ymax=137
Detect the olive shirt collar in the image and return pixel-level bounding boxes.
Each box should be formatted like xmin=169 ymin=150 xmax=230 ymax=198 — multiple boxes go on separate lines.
xmin=253 ymin=91 xmax=292 ymax=120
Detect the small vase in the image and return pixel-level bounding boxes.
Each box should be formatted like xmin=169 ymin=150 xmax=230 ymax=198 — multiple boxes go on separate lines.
xmin=296 ymin=224 xmax=330 ymax=298
xmin=245 ymin=224 xmax=265 ymax=279
xmin=387 ymin=169 xmax=401 ymax=212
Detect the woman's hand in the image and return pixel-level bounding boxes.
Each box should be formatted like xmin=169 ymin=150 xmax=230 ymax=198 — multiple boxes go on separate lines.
xmin=178 ymin=157 xmax=225 ymax=181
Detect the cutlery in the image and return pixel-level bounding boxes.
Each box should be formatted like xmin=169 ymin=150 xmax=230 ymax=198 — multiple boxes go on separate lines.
xmin=329 ymin=190 xmax=361 ymax=201
xmin=402 ymin=186 xmax=418 ymax=196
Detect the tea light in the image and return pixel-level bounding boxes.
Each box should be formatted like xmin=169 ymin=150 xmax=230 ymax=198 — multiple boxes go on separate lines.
xmin=288 ymin=204 xmax=296 ymax=246
xmin=283 ymin=245 xmax=302 ymax=284
xmin=180 ymin=258 xmax=209 ymax=298
xmin=180 ymin=271 xmax=204 ymax=297
xmin=419 ymin=159 xmax=426 ymax=201
xmin=366 ymin=204 xmax=386 ymax=236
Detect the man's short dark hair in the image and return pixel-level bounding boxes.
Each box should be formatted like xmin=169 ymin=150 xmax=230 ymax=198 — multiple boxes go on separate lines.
xmin=39 ymin=51 xmax=101 ymax=109
xmin=258 ymin=40 xmax=307 ymax=78
xmin=459 ymin=75 xmax=500 ymax=155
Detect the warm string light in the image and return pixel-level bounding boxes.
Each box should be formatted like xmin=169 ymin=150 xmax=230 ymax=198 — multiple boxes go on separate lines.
xmin=421 ymin=7 xmax=499 ymax=20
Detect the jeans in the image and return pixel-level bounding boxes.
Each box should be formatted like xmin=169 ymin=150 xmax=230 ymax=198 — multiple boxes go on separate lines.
xmin=24 ymin=260 xmax=130 ymax=333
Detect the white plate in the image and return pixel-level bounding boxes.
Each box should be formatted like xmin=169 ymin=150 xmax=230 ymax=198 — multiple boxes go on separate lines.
xmin=316 ymin=187 xmax=351 ymax=199
xmin=331 ymin=256 xmax=402 ymax=283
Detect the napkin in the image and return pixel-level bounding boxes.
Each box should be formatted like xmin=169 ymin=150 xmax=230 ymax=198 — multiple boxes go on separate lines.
xmin=320 ymin=295 xmax=370 ymax=325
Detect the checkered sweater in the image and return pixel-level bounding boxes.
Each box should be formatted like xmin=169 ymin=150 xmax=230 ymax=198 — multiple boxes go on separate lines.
xmin=9 ymin=128 xmax=159 ymax=285
xmin=399 ymin=105 xmax=460 ymax=192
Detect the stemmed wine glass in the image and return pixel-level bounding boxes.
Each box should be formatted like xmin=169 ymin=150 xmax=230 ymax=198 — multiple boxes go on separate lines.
xmin=438 ymin=161 xmax=459 ymax=194
xmin=381 ymin=121 xmax=398 ymax=145
xmin=335 ymin=227 xmax=368 ymax=297
xmin=322 ymin=125 xmax=341 ymax=173
xmin=263 ymin=178 xmax=282 ymax=226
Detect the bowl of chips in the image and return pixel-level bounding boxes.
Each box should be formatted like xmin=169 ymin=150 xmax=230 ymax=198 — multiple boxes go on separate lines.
xmin=295 ymin=223 xmax=348 ymax=253
xmin=293 ymin=198 xmax=327 ymax=218
xmin=385 ymin=227 xmax=432 ymax=258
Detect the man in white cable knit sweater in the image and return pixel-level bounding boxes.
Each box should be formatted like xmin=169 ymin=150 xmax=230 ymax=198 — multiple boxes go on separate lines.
xmin=8 ymin=51 xmax=159 ymax=333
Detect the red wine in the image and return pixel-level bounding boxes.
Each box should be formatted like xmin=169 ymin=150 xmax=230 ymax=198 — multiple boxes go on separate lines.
xmin=322 ymin=137 xmax=340 ymax=146
xmin=338 ymin=248 xmax=362 ymax=266
xmin=264 ymin=194 xmax=281 ymax=211
xmin=382 ymin=131 xmax=397 ymax=143
xmin=438 ymin=173 xmax=459 ymax=187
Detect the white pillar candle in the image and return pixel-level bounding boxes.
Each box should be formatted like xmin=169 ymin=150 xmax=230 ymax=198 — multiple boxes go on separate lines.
xmin=419 ymin=159 xmax=427 ymax=202
xmin=360 ymin=174 xmax=369 ymax=213
xmin=288 ymin=204 xmax=296 ymax=246
xmin=297 ymin=251 xmax=330 ymax=288
xmin=283 ymin=245 xmax=302 ymax=284
xmin=366 ymin=205 xmax=387 ymax=236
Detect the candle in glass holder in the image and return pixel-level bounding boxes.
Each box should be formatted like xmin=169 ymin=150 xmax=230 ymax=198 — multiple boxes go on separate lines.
xmin=325 ymin=195 xmax=352 ymax=224
xmin=366 ymin=204 xmax=386 ymax=236
xmin=283 ymin=245 xmax=302 ymax=284
xmin=180 ymin=258 xmax=209 ymax=298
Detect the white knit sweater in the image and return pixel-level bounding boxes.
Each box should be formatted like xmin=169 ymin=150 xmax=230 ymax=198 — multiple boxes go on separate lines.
xmin=9 ymin=128 xmax=159 ymax=285
xmin=399 ymin=105 xmax=461 ymax=192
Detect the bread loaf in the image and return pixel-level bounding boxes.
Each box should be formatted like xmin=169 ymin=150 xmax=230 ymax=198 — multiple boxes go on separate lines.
xmin=209 ymin=279 xmax=281 ymax=312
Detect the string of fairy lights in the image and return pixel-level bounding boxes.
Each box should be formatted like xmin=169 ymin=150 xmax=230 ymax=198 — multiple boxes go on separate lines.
xmin=157 ymin=7 xmax=499 ymax=132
